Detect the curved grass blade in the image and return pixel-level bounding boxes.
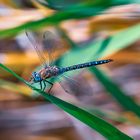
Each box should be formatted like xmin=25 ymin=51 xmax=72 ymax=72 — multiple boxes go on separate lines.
xmin=37 ymin=0 xmax=140 ymax=11
xmin=1 ymin=0 xmax=140 ymax=38
xmin=36 ymin=0 xmax=87 ymax=10
xmin=0 ymin=63 xmax=133 ymax=140
xmin=0 ymin=3 xmax=106 ymax=39
xmin=0 ymin=1 xmax=108 ymax=39
xmin=57 ymin=24 xmax=140 ymax=67
xmin=85 ymin=107 xmax=129 ymax=123
xmin=0 ymin=7 xmax=103 ymax=38
xmin=54 ymin=24 xmax=140 ymax=118
xmin=90 ymin=67 xmax=140 ymax=117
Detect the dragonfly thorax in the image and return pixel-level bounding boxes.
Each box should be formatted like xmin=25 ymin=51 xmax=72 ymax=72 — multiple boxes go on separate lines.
xmin=30 ymin=66 xmax=60 ymax=84
xmin=43 ymin=66 xmax=59 ymax=78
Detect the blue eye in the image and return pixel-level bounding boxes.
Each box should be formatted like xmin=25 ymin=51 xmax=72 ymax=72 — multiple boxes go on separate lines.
xmin=32 ymin=72 xmax=41 ymax=82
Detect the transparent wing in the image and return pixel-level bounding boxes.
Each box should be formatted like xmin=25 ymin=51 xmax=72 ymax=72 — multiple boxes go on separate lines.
xmin=42 ymin=30 xmax=63 ymax=65
xmin=56 ymin=73 xmax=93 ymax=96
xmin=60 ymin=76 xmax=79 ymax=94
xmin=58 ymin=74 xmax=81 ymax=95
xmin=25 ymin=30 xmax=49 ymax=67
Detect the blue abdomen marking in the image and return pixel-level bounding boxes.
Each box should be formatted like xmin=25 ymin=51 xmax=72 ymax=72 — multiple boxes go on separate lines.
xmin=59 ymin=59 xmax=112 ymax=73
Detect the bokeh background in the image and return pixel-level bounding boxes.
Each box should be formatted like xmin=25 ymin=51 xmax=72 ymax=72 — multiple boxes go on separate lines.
xmin=0 ymin=0 xmax=140 ymax=140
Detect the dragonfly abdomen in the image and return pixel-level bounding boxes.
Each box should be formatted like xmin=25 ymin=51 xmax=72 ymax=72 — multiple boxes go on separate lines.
xmin=59 ymin=59 xmax=112 ymax=73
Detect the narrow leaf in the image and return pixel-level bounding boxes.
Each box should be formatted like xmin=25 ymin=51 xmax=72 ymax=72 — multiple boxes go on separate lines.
xmin=55 ymin=24 xmax=140 ymax=118
xmin=90 ymin=67 xmax=140 ymax=117
xmin=0 ymin=63 xmax=133 ymax=140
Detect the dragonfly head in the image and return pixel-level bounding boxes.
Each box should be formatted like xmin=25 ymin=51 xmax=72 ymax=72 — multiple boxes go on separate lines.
xmin=30 ymin=72 xmax=42 ymax=83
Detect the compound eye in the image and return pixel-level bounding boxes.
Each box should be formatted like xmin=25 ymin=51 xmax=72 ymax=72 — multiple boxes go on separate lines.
xmin=32 ymin=72 xmax=37 ymax=75
xmin=32 ymin=72 xmax=37 ymax=77
xmin=33 ymin=72 xmax=41 ymax=82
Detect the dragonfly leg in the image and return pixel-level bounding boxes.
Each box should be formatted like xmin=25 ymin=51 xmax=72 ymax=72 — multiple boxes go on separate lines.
xmin=43 ymin=80 xmax=46 ymax=91
xmin=44 ymin=80 xmax=53 ymax=94
xmin=45 ymin=80 xmax=53 ymax=85
xmin=48 ymin=86 xmax=53 ymax=94
xmin=39 ymin=81 xmax=43 ymax=90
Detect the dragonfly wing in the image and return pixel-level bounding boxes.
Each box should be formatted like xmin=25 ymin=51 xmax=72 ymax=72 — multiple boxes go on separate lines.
xmin=42 ymin=30 xmax=64 ymax=66
xmin=25 ymin=30 xmax=49 ymax=67
xmin=54 ymin=74 xmax=81 ymax=95
xmin=56 ymin=72 xmax=94 ymax=96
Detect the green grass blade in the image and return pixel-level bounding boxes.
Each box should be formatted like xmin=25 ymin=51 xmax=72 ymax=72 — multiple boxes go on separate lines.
xmin=54 ymin=24 xmax=140 ymax=118
xmin=1 ymin=1 xmax=140 ymax=38
xmin=85 ymin=107 xmax=129 ymax=123
xmin=0 ymin=63 xmax=133 ymax=140
xmin=0 ymin=5 xmax=105 ymax=38
xmin=56 ymin=24 xmax=140 ymax=68
xmin=90 ymin=67 xmax=140 ymax=117
xmin=37 ymin=0 xmax=140 ymax=10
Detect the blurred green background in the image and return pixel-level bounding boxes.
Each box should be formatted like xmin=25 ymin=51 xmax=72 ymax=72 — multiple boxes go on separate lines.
xmin=0 ymin=0 xmax=140 ymax=140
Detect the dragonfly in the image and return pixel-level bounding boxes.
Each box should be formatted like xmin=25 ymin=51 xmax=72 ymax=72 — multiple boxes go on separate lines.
xmin=26 ymin=30 xmax=113 ymax=93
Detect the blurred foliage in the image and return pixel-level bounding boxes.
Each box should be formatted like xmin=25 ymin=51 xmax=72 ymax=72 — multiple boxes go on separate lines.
xmin=37 ymin=0 xmax=140 ymax=10
xmin=52 ymin=24 xmax=140 ymax=118
xmin=90 ymin=67 xmax=140 ymax=117
xmin=0 ymin=79 xmax=32 ymax=96
xmin=56 ymin=24 xmax=140 ymax=66
xmin=0 ymin=0 xmax=140 ymax=139
xmin=0 ymin=63 xmax=133 ymax=140
xmin=0 ymin=0 xmax=16 ymax=7
xmin=0 ymin=0 xmax=140 ymax=38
